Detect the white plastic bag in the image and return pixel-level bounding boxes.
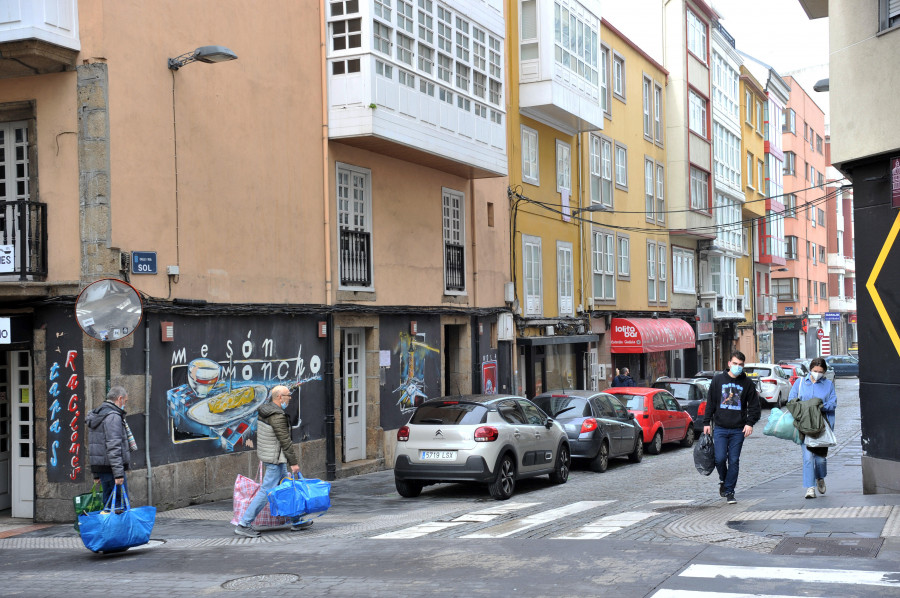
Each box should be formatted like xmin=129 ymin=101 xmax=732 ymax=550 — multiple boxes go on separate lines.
xmin=804 ymin=420 xmax=836 ymax=448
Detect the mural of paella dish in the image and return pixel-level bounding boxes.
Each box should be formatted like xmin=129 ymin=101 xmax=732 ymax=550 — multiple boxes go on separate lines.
xmin=186 ymin=384 xmax=268 ymax=427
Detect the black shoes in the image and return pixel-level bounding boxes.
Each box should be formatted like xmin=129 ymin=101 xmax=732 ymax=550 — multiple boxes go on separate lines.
xmin=719 ymin=481 xmax=726 ymax=497
xmin=726 ymin=493 xmax=737 ymax=504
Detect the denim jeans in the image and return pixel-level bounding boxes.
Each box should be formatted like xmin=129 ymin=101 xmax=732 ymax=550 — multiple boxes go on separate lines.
xmin=240 ymin=462 xmax=301 ymax=527
xmin=713 ymin=426 xmax=746 ymax=495
xmin=802 ymin=412 xmax=835 ymax=488
xmin=98 ymin=472 xmax=128 ymax=510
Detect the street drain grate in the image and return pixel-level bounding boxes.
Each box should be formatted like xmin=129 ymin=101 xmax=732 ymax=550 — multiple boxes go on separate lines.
xmin=222 ymin=574 xmax=300 ymax=590
xmin=772 ymin=537 xmax=884 ymax=558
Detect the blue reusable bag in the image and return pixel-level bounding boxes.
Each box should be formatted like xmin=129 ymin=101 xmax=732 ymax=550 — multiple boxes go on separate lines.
xmin=267 ymin=473 xmax=331 ymax=518
xmin=763 ymin=407 xmax=802 ymax=445
xmin=78 ymin=486 xmax=156 ymax=553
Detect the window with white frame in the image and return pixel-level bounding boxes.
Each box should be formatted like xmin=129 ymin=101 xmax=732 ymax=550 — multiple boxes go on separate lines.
xmin=690 ymin=166 xmax=709 ymax=210
xmin=658 ymin=243 xmax=667 ymax=303
xmin=655 ymin=164 xmax=665 ymax=224
xmin=784 ymin=235 xmax=798 ymax=260
xmin=556 ymin=140 xmax=571 ymax=193
xmin=673 ymin=247 xmax=695 ymax=294
xmin=784 ymin=193 xmax=797 ymax=218
xmin=330 ymin=1 xmax=362 ymax=51
xmin=397 ymin=0 xmax=413 ymax=32
xmin=783 ymin=108 xmax=796 ymax=134
xmin=642 ymin=76 xmax=652 ymax=139
xmin=600 ymin=45 xmax=610 ymax=114
xmin=617 ymin=234 xmax=630 ymax=278
xmin=521 ymin=125 xmax=539 ymax=184
xmin=521 ymin=0 xmax=538 ymax=59
xmin=443 ymin=188 xmax=466 ymax=292
xmin=644 ymin=158 xmax=655 ymax=220
xmin=592 ymin=229 xmax=615 ymax=301
xmin=615 ymin=143 xmax=628 ymax=188
xmin=689 ymin=90 xmax=707 ymax=136
xmin=612 ymin=53 xmax=625 ymax=100
xmin=756 ymin=100 xmax=763 ymax=134
xmin=715 ymin=194 xmax=743 ymax=252
xmin=880 ymin=0 xmax=900 ymax=30
xmin=337 ymin=163 xmax=373 ymax=289
xmin=712 ymin=51 xmax=739 ymax=122
xmin=647 ymin=241 xmax=657 ymax=302
xmin=557 ymin=242 xmax=574 ymax=316
xmin=746 ymin=151 xmax=754 ymax=189
xmin=710 ymin=255 xmax=738 ymax=312
xmin=654 ymin=83 xmax=663 ymax=144
xmin=745 ymin=89 xmax=753 ymax=126
xmin=686 ymin=8 xmax=707 ymax=61
xmin=713 ymin=123 xmax=741 ymax=190
xmin=757 ymin=159 xmax=765 ymax=195
xmin=553 ymin=1 xmax=599 ymax=91
xmin=373 ymin=20 xmax=391 ymax=55
xmin=523 ymin=235 xmax=543 ymax=316
xmin=375 ymin=0 xmax=392 ymax=21
xmin=590 ymin=134 xmax=613 ymax=207
xmin=396 ymin=33 xmax=414 ymax=65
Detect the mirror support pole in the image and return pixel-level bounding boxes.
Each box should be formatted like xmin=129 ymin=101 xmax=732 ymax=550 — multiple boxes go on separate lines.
xmin=105 ymin=342 xmax=111 ymax=394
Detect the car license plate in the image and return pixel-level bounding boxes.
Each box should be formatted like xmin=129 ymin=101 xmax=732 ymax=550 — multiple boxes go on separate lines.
xmin=420 ymin=450 xmax=456 ymax=461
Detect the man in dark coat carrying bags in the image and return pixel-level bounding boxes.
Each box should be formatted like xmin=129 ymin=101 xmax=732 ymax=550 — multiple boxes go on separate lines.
xmin=87 ymin=386 xmax=137 ymax=509
xmin=234 ymin=385 xmax=314 ymax=537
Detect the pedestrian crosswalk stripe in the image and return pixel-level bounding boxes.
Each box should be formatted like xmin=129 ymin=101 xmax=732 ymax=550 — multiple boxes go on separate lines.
xmin=451 ymin=502 xmax=541 ymax=523
xmin=652 ymin=590 xmax=821 ymax=598
xmin=680 ymin=564 xmax=900 ymax=588
xmin=372 ymin=521 xmax=467 ymax=539
xmin=554 ymin=510 xmax=656 ymax=539
xmin=460 ymin=501 xmax=612 ymax=539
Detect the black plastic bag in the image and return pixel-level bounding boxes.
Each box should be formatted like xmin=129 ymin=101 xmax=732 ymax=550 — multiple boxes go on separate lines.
xmin=693 ymin=433 xmax=715 ymax=476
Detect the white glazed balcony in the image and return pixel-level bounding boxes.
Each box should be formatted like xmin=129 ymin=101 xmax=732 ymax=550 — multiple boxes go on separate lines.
xmin=828 ymin=296 xmax=856 ymax=312
xmin=827 ymin=253 xmax=855 ymax=274
xmin=0 ymin=0 xmax=80 ymax=78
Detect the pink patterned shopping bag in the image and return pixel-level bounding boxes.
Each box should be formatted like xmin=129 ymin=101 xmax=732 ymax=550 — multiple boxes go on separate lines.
xmin=231 ymin=463 xmax=291 ymax=528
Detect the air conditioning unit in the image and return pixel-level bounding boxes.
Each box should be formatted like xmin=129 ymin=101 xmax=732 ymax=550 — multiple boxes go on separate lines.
xmin=545 ymin=325 xmax=555 ymax=336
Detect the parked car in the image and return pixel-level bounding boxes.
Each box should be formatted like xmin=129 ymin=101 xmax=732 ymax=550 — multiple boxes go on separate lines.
xmin=779 ymin=363 xmax=803 ymax=387
xmin=533 ymin=390 xmax=643 ymax=472
xmin=742 ymin=363 xmax=793 ymax=407
xmin=605 ymin=387 xmax=695 ymax=454
xmin=824 ymin=354 xmax=859 ymax=377
xmin=651 ymin=378 xmax=711 ymax=434
xmin=393 ymin=394 xmax=570 ymax=500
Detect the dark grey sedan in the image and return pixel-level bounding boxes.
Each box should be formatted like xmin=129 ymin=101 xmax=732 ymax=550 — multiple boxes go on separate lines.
xmin=533 ymin=391 xmax=643 ymax=473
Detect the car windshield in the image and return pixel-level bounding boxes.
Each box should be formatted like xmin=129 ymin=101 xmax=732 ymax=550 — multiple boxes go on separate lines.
xmin=410 ymin=403 xmax=488 ymax=425
xmin=653 ymin=382 xmax=692 ymax=400
xmin=744 ymin=367 xmax=771 ymax=377
xmin=614 ymin=394 xmax=646 ymax=411
xmin=532 ymin=396 xmax=589 ymax=420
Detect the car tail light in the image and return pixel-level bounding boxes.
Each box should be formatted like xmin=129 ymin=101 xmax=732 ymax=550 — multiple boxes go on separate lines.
xmin=474 ymin=426 xmax=499 ymax=442
xmin=580 ymin=418 xmax=598 ymax=434
xmin=397 ymin=426 xmax=410 ymax=442
xmin=761 ymin=378 xmax=777 ymax=389
xmin=697 ymin=401 xmax=706 ymax=416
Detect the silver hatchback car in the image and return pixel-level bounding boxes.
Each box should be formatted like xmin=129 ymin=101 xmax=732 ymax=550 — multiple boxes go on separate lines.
xmin=393 ymin=394 xmax=570 ymax=500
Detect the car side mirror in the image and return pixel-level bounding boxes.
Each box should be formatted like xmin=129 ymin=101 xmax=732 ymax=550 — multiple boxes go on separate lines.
xmin=544 ymin=419 xmax=554 ymax=429
xmin=627 ymin=412 xmax=635 ymax=420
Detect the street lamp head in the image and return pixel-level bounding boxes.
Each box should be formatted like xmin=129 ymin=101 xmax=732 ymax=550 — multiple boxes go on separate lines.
xmin=813 ymin=78 xmax=830 ymax=92
xmin=168 ymin=45 xmax=238 ymax=70
xmin=571 ymin=204 xmax=608 ymax=217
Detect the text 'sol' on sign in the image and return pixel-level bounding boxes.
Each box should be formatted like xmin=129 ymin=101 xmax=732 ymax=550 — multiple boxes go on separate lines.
xmin=131 ymin=251 xmax=157 ymax=274
xmin=0 ymin=317 xmax=9 ymax=344
xmin=0 ymin=244 xmax=14 ymax=274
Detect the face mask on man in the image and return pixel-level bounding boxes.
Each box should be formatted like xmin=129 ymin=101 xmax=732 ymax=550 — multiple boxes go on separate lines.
xmin=810 ymin=371 xmax=823 ymax=381
xmin=730 ymin=364 xmax=743 ymax=376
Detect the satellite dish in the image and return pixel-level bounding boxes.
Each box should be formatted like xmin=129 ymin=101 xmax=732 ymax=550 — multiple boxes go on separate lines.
xmin=75 ymin=278 xmax=144 ymax=342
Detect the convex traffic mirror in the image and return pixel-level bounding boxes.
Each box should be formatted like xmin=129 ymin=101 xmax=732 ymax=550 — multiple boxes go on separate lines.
xmin=75 ymin=278 xmax=144 ymax=341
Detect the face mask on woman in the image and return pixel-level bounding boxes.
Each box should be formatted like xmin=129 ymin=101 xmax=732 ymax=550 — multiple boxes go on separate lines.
xmin=810 ymin=371 xmax=823 ymax=381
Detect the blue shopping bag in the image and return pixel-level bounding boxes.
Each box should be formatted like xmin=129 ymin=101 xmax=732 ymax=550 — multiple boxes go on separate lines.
xmin=267 ymin=473 xmax=331 ymax=518
xmin=78 ymin=486 xmax=156 ymax=553
xmin=763 ymin=407 xmax=802 ymax=445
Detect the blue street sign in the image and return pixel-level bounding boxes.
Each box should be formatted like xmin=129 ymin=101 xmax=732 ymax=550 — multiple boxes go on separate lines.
xmin=131 ymin=251 xmax=157 ymax=274
xmin=824 ymin=312 xmax=842 ymax=321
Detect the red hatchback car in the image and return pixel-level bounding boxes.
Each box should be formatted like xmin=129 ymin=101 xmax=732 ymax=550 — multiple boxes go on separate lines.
xmin=780 ymin=364 xmax=802 ymax=387
xmin=606 ymin=387 xmax=695 ymax=454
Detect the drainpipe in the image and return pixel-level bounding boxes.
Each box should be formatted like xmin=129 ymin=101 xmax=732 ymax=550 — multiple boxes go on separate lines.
xmin=324 ymin=312 xmax=336 ymax=481
xmin=144 ymin=315 xmax=153 ymax=504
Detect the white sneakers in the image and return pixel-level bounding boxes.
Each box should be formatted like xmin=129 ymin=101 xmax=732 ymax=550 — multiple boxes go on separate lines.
xmin=816 ymin=478 xmax=826 ymax=494
xmin=805 ymin=487 xmax=816 ymax=499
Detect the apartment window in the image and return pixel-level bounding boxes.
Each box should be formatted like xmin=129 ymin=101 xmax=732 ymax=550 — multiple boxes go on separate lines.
xmin=711 ymin=255 xmax=737 ymax=312
xmin=712 ymin=51 xmax=740 ymax=121
xmin=489 ymin=79 xmax=502 ymax=105
xmin=818 ymin=208 xmax=826 ymax=226
xmin=816 ymin=134 xmax=823 ymax=154
xmin=439 ymin=87 xmax=453 ymax=104
xmin=689 ymin=90 xmax=707 ymax=136
xmin=713 ymin=123 xmax=741 ymax=189
xmin=590 ymin=134 xmax=613 ymax=207
xmin=820 ymin=281 xmax=827 ymax=300
xmin=437 ymin=52 xmax=452 ymax=82
xmin=330 ymin=7 xmax=362 ymax=52
xmin=746 ymin=152 xmax=754 ymax=189
xmin=615 ymin=143 xmax=628 ymax=189
xmin=472 ymin=27 xmax=485 ymax=70
xmin=600 ymin=46 xmax=610 ymax=115
xmin=810 ymin=205 xmax=816 ymax=227
xmin=337 ymin=163 xmax=373 ymax=289
xmin=784 ymin=151 xmax=795 ymax=175
xmin=745 ymin=90 xmax=753 ymax=126
xmin=758 ymin=159 xmax=765 ymax=195
xmin=553 ymin=2 xmax=599 ymax=88
xmin=673 ymin=247 xmax=695 ymax=294
xmin=811 ymin=242 xmax=817 ymax=264
xmin=783 ymin=108 xmax=796 ymax=134
xmin=658 ymin=244 xmax=667 ymax=303
xmin=644 ymin=158 xmax=655 ymax=220
xmin=557 ymin=242 xmax=574 ymax=316
xmin=756 ymin=101 xmax=763 ymax=134
xmin=455 ymin=16 xmax=470 ymax=61
xmin=617 ymin=234 xmax=630 ymax=278
xmin=443 ymin=188 xmax=466 ymax=292
xmin=556 ymin=140 xmax=571 ymax=193
xmin=686 ymin=8 xmax=707 ymax=61
xmin=818 ymin=172 xmax=825 ymax=187
xmin=418 ymin=44 xmax=434 ymax=74
xmin=642 ymin=76 xmax=652 ymax=139
xmin=375 ymin=60 xmax=393 ymax=78
xmin=647 ymin=241 xmax=657 ymax=302
xmin=612 ymin=53 xmax=625 ymax=101
xmin=784 ymin=193 xmax=797 ymax=218
xmin=690 ymin=167 xmax=709 ymax=211
xmin=592 ymin=230 xmax=615 ymax=301
xmin=396 ymin=33 xmax=414 ymax=65
xmin=523 ymin=235 xmax=542 ymax=316
xmin=373 ymin=21 xmax=391 ymax=55
xmin=472 ymin=71 xmax=486 ymax=98
xmin=656 ymin=164 xmax=665 ymax=224
xmin=397 ymin=0 xmax=413 ymax=32
xmin=374 ymin=0 xmax=392 ymax=21
xmin=437 ymin=6 xmax=452 ymax=51
xmin=521 ymin=126 xmax=539 ymax=185
xmin=810 ymin=129 xmax=815 ymax=152
xmin=419 ymin=79 xmax=434 ymax=95
xmin=819 ymin=245 xmax=826 ymax=263
xmin=773 ymin=278 xmax=799 ymax=302
xmin=715 ymin=195 xmax=742 ymax=252
xmin=455 ymin=63 xmax=470 ymax=91
xmin=813 ymin=280 xmax=818 ymax=303
xmin=332 ymin=58 xmax=361 ymax=75
xmin=418 ymin=0 xmax=433 ymax=43
xmin=880 ymin=0 xmax=900 ymax=31
xmin=654 ymin=83 xmax=663 ymax=144
xmin=521 ymin=0 xmax=538 ymax=60
xmin=785 ymin=235 xmax=798 ymax=260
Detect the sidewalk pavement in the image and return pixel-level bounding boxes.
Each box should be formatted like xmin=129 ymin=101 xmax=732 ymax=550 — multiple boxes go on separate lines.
xmin=3 ymin=429 xmax=899 ymax=561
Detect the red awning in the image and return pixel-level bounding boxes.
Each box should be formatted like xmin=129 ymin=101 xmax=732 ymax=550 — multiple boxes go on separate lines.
xmin=610 ymin=318 xmax=696 ymax=354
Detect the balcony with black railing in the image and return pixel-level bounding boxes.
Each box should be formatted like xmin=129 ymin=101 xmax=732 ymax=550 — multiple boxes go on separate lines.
xmin=339 ymin=228 xmax=372 ymax=288
xmin=444 ymin=243 xmax=465 ymax=292
xmin=0 ymin=200 xmax=47 ymax=281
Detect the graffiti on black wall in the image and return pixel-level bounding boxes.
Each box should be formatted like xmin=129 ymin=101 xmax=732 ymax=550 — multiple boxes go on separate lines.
xmin=393 ymin=331 xmax=439 ymax=412
xmin=379 ymin=316 xmax=441 ymax=430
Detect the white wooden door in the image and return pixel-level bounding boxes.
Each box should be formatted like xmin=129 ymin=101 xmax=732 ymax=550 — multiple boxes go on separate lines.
xmin=342 ymin=329 xmax=366 ymax=462
xmin=9 ymin=350 xmax=32 ymax=517
xmin=0 ymin=352 xmax=10 ymax=510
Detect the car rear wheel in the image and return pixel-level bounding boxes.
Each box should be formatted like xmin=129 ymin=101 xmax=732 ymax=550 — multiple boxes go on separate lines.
xmin=589 ymin=440 xmax=609 ymax=473
xmin=549 ymin=444 xmax=570 ymax=484
xmin=647 ymin=430 xmax=663 ymax=455
xmin=628 ymin=435 xmax=643 ymax=463
xmin=488 ymin=454 xmax=516 ymax=500
xmin=680 ymin=425 xmax=695 ymax=447
xmin=395 ymin=477 xmax=423 ymax=498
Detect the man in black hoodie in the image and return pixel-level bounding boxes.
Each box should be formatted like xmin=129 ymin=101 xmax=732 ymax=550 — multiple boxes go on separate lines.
xmin=702 ymin=351 xmax=761 ymax=504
